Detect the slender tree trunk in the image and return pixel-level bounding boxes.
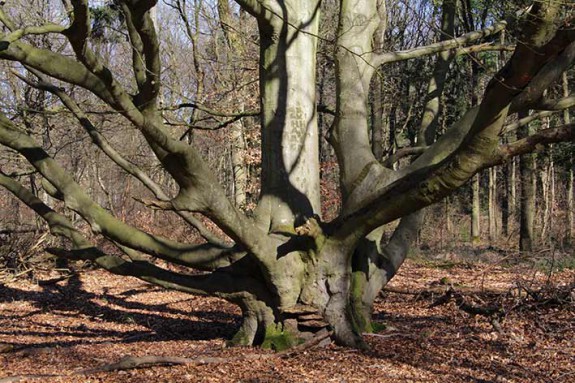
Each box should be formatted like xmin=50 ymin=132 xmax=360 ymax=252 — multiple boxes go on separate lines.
xmin=488 ymin=167 xmax=498 ymax=241
xmin=510 ymin=158 xmax=517 ymax=224
xmin=502 ymin=154 xmax=510 ymax=237
xmin=569 ymin=163 xmax=574 ymax=244
xmin=445 ymin=196 xmax=452 ymax=240
xmin=231 ymin=119 xmax=247 ymax=208
xmin=469 ymin=55 xmax=481 ymax=244
xmin=562 ymin=72 xmax=573 ymax=244
xmin=519 ymin=111 xmax=535 ymax=252
xmin=471 ymin=174 xmax=481 ymax=244
xmin=217 ymin=0 xmax=248 ymax=208
xmin=540 ymin=152 xmax=555 ymax=243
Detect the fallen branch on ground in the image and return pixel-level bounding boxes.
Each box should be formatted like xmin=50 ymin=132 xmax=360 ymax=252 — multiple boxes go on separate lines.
xmin=79 ymin=330 xmax=333 ymax=374
xmin=429 ymin=288 xmax=504 ymax=317
xmin=0 ymin=331 xmax=333 ymax=381
xmin=0 ymin=374 xmax=58 ymax=383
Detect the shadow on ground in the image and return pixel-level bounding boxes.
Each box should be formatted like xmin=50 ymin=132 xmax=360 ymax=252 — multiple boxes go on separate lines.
xmin=0 ymin=273 xmax=240 ymax=351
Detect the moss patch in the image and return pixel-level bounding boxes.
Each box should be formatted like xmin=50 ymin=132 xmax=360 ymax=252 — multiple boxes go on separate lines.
xmin=261 ymin=325 xmax=299 ymax=351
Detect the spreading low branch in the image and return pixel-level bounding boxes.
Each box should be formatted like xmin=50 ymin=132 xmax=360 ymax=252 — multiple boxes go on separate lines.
xmin=0 ymin=23 xmax=65 ymax=43
xmin=0 ymin=136 xmax=233 ymax=271
xmin=0 ymin=172 xmax=261 ymax=299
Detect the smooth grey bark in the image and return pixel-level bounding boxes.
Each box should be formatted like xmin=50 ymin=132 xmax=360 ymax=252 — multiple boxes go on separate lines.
xmin=370 ymin=1 xmax=387 ymax=162
xmin=254 ymin=0 xmax=322 ymax=232
xmin=540 ymin=144 xmax=556 ymax=243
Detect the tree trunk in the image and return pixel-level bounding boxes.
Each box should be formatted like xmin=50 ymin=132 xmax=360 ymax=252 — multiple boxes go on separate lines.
xmin=231 ymin=119 xmax=247 ymax=208
xmin=469 ymin=53 xmax=481 ymax=245
xmin=569 ymin=163 xmax=574 ymax=245
xmin=540 ymin=149 xmax=554 ymax=243
xmin=488 ymin=167 xmax=498 ymax=241
xmin=563 ymin=72 xmax=573 ymax=244
xmin=256 ymin=1 xmax=322 ymax=230
xmin=511 ymin=157 xmax=517 ymax=219
xmin=518 ymin=111 xmax=535 ymax=252
xmin=217 ymin=0 xmax=248 ymax=209
xmin=501 ymin=162 xmax=510 ymax=238
xmin=471 ymin=174 xmax=481 ymax=244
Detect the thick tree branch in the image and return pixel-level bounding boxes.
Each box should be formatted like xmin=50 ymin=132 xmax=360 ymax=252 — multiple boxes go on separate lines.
xmin=373 ymin=20 xmax=507 ymax=66
xmin=531 ymin=95 xmax=575 ymax=112
xmin=398 ymin=38 xmax=575 ymax=186
xmin=166 ymin=102 xmax=260 ymax=119
xmin=0 ymin=42 xmax=117 ymax=106
xmin=0 ymin=6 xmax=16 ymax=31
xmin=510 ymin=37 xmax=575 ymax=113
xmin=122 ymin=1 xmax=161 ymax=110
xmin=119 ymin=2 xmax=148 ymax=94
xmin=503 ymin=95 xmax=575 ymax=134
xmin=0 ymin=24 xmax=66 ymax=43
xmin=456 ymin=43 xmax=515 ymax=56
xmin=489 ymin=124 xmax=575 ymax=167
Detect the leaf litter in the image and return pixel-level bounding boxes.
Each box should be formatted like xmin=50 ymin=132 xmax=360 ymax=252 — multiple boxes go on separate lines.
xmin=0 ymin=260 xmax=573 ymax=382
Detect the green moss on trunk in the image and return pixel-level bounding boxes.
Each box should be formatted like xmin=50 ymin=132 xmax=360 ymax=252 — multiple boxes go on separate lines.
xmin=261 ymin=324 xmax=299 ymax=351
xmin=350 ymin=272 xmax=373 ymax=335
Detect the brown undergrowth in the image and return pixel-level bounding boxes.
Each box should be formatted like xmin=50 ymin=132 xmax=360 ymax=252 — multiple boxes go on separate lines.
xmin=0 ymin=259 xmax=573 ymax=382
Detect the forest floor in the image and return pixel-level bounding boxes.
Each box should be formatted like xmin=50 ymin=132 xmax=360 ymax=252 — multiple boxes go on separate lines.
xmin=0 ymin=254 xmax=574 ymax=383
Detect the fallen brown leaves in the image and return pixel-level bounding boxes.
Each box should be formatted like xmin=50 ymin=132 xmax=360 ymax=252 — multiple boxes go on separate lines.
xmin=0 ymin=260 xmax=573 ymax=382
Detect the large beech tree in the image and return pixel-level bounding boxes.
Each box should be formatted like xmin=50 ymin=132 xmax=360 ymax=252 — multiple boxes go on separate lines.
xmin=0 ymin=0 xmax=574 ymax=348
